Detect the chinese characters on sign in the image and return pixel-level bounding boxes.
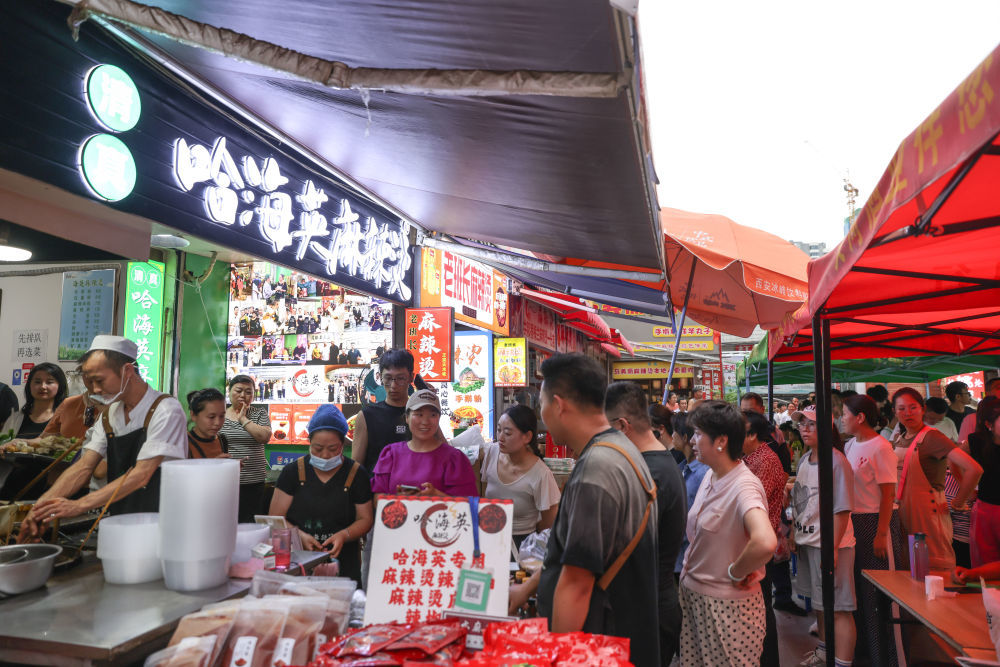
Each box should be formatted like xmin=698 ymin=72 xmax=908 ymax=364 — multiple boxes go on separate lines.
xmin=59 ymin=269 xmax=116 ymax=360
xmin=124 ymin=261 xmax=165 ymax=390
xmin=365 ymin=496 xmax=513 ymax=626
xmin=404 ymin=308 xmax=453 ymax=382
xmin=420 ymin=248 xmax=510 ymax=335
xmin=611 ymin=361 xmax=695 ymax=380
xmin=11 ymin=330 xmax=48 ymax=364
xmin=432 ymin=331 xmax=493 ymax=440
xmin=493 ymin=338 xmax=527 ymax=388
xmin=701 ymin=361 xmax=724 ymax=400
xmin=522 ymin=299 xmax=557 ymax=350
xmin=652 ymin=325 xmax=714 ymax=338
xmin=172 ymin=136 xmax=413 ymax=302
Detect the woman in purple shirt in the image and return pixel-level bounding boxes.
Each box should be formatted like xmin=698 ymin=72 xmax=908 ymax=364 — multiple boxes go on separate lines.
xmin=370 ymin=389 xmax=478 ymax=497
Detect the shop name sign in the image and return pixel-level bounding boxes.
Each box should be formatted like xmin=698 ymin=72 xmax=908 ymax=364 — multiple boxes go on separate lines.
xmin=421 ymin=249 xmax=510 ymax=335
xmin=124 ymin=260 xmax=165 ymax=390
xmin=172 ymin=135 xmax=413 ymax=302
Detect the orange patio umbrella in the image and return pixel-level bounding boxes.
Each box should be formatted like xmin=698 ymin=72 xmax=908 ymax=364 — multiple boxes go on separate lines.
xmin=660 ymin=207 xmax=810 ymax=338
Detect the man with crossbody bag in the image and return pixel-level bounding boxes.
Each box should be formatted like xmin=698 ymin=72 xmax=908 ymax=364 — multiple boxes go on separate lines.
xmin=534 ymin=354 xmax=661 ymax=667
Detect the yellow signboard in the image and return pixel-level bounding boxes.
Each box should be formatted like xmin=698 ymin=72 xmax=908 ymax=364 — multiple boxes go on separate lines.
xmin=652 ymin=325 xmax=714 ymax=338
xmin=634 ymin=340 xmax=715 ymax=352
xmin=612 ymin=361 xmax=695 ymax=379
xmin=494 ymin=338 xmax=527 ymax=387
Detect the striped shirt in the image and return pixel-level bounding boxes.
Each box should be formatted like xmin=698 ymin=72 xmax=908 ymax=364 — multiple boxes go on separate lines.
xmin=220 ymin=405 xmax=270 ymax=484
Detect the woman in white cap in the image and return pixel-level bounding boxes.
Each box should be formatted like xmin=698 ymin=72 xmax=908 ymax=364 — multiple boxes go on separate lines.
xmin=370 ymin=389 xmax=478 ymax=497
xmin=269 ymin=404 xmax=373 ymax=583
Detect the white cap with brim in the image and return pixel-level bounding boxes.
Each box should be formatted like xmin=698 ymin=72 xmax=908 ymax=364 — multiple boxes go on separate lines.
xmin=791 ymin=406 xmax=819 ymax=423
xmin=88 ymin=335 xmax=138 ymax=361
xmin=406 ymin=389 xmax=441 ymax=412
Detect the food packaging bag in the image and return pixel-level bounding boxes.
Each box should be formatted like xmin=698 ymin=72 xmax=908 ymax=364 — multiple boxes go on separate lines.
xmin=278 ymin=582 xmax=354 ymax=639
xmin=982 ymin=578 xmax=1000 ymax=661
xmin=144 ymin=636 xmax=217 ymax=667
xmin=168 ymin=600 xmax=239 ymax=667
xmin=262 ymin=595 xmax=327 ymax=666
xmin=219 ymin=599 xmax=289 ymax=667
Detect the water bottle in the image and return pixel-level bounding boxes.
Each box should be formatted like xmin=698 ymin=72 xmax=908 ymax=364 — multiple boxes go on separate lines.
xmin=911 ymin=533 xmax=930 ymax=581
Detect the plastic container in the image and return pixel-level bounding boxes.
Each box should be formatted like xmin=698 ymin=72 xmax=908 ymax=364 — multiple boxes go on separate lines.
xmin=98 ymin=513 xmax=162 ymax=584
xmin=159 ymin=459 xmax=239 ymax=591
xmin=232 ymin=523 xmax=270 ymax=564
xmin=162 ymin=557 xmax=232 ymax=592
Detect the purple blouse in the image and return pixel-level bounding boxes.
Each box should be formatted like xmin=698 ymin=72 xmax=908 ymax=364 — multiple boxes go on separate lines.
xmin=370 ymin=441 xmax=479 ymax=497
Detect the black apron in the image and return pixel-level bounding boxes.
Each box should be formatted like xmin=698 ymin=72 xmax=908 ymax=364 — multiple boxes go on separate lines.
xmin=103 ymin=395 xmax=168 ymax=515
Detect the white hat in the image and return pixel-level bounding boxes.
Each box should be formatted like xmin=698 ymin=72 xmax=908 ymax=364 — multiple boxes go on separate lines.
xmin=88 ymin=335 xmax=138 ymax=360
xmin=406 ymin=389 xmax=441 ymax=412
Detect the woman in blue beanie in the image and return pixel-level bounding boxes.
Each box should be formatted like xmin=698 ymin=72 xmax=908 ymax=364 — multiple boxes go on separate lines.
xmin=269 ymin=403 xmax=374 ymax=583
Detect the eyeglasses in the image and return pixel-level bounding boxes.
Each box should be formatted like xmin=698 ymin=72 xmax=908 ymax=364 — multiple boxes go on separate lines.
xmin=798 ymin=421 xmax=818 ymax=430
xmin=382 ymin=375 xmax=411 ymax=386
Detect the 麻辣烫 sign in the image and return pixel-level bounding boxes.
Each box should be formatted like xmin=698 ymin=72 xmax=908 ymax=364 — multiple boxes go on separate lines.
xmin=494 ymin=338 xmax=527 ymax=387
xmin=404 ymin=307 xmax=454 ymax=382
xmin=365 ymin=495 xmax=513 ymax=625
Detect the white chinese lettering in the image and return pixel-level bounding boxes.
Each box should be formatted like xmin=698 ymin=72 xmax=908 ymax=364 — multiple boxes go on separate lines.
xmin=256 ymin=192 xmax=295 ymax=252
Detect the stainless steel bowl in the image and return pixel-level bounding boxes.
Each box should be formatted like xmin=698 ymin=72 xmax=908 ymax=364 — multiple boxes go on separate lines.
xmin=0 ymin=543 xmax=62 ymax=595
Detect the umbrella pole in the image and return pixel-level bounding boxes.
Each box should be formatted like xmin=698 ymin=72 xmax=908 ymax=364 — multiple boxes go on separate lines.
xmin=812 ymin=312 xmax=837 ymax=667
xmin=664 ymin=262 xmax=697 ymax=403
xmin=767 ymin=359 xmax=774 ymax=421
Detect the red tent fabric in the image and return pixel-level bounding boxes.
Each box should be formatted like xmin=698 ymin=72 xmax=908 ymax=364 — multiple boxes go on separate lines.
xmin=769 ymin=43 xmax=1000 ymax=362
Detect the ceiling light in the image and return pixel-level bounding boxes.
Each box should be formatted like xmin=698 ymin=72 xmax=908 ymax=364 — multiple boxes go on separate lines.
xmin=0 ymin=245 xmax=31 ymax=261
xmin=151 ymin=233 xmax=190 ymax=249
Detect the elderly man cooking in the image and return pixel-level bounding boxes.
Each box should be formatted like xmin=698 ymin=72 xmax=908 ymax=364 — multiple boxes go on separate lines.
xmin=19 ymin=335 xmax=187 ymax=541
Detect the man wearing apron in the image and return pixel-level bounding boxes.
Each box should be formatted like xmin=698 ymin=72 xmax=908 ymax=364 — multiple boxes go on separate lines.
xmin=20 ymin=336 xmax=187 ymax=540
xmin=891 ymin=387 xmax=981 ymax=570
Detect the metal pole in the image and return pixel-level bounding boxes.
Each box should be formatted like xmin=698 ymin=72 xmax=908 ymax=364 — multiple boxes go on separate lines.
xmin=812 ymin=312 xmax=836 ymax=667
xmin=767 ymin=358 xmax=774 ymax=421
xmin=664 ymin=261 xmax=697 ymax=403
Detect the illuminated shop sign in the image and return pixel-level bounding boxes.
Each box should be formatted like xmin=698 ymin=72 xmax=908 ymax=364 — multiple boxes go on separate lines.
xmin=85 ymin=64 xmax=141 ymax=132
xmin=173 ymin=136 xmax=412 ymax=302
xmin=124 ymin=260 xmax=165 ymax=389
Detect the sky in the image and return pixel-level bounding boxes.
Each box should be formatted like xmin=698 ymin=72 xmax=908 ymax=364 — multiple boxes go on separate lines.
xmin=637 ymin=1 xmax=1000 ymax=251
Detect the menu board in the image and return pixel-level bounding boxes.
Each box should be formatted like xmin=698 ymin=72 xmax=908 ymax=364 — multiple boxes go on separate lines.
xmin=226 ymin=261 xmax=394 ymax=444
xmin=432 ymin=330 xmax=494 ymax=440
xmin=494 ymin=338 xmax=527 ymax=387
xmin=58 ymin=268 xmax=116 ymax=360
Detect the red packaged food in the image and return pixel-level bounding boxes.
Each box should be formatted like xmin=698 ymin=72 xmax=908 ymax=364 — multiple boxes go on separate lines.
xmin=388 ymin=620 xmax=466 ymax=655
xmin=318 ymin=628 xmax=363 ymax=657
xmin=339 ymin=653 xmax=400 ymax=667
xmin=337 ymin=625 xmax=413 ymax=658
xmin=219 ymin=600 xmax=289 ymax=667
xmin=482 ymin=618 xmax=547 ymax=648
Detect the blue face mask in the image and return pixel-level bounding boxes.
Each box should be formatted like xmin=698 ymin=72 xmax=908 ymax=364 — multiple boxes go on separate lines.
xmin=310 ymin=454 xmax=342 ymax=471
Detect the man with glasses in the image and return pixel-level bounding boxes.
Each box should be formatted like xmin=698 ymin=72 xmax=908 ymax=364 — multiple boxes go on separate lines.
xmin=351 ymin=349 xmax=414 ymax=474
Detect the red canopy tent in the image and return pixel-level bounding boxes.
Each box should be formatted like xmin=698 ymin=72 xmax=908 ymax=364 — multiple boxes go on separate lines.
xmin=764 ymin=42 xmax=1000 ymax=664
xmin=519 ymin=287 xmax=635 ymax=354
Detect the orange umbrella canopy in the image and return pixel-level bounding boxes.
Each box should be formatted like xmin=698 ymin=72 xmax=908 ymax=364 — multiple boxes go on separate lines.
xmin=660 ymin=208 xmax=810 ymax=337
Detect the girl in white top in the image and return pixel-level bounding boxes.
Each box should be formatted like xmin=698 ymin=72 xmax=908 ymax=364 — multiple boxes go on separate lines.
xmin=841 ymin=394 xmax=904 ymax=666
xmin=481 ymin=405 xmax=560 ymax=549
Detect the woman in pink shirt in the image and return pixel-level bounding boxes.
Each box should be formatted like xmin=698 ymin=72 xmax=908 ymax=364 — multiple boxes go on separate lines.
xmin=679 ymin=401 xmax=777 ymax=667
xmin=370 ymin=390 xmax=478 ymax=497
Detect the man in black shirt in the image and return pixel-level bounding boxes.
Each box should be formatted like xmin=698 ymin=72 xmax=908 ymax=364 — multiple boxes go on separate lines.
xmin=0 ymin=382 xmax=17 ymax=425
xmin=945 ymin=380 xmax=976 ymax=431
xmin=353 ymin=349 xmax=413 ymax=589
xmin=535 ymin=354 xmax=660 ymax=667
xmin=605 ymin=381 xmax=685 ymax=666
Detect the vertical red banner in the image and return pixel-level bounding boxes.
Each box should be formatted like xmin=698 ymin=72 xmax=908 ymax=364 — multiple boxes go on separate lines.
xmin=404 ymin=307 xmax=454 ymax=382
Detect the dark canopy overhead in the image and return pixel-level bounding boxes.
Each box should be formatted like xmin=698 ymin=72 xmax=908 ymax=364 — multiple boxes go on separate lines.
xmin=93 ymin=0 xmax=662 ymax=269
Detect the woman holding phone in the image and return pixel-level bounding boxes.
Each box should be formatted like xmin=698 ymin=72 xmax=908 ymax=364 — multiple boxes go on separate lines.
xmin=370 ymin=390 xmax=478 ymax=497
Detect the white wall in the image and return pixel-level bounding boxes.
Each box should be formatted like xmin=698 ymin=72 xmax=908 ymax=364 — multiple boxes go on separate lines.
xmin=0 ymin=263 xmax=122 ymax=404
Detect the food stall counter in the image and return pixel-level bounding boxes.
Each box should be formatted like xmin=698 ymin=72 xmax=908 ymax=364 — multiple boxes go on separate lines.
xmin=0 ymin=551 xmax=328 ymax=666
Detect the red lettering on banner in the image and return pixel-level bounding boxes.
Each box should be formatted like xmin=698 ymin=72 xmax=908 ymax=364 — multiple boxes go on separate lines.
xmin=392 ymin=549 xmax=409 ymax=566
xmin=407 ymin=589 xmax=424 ymax=606
xmin=381 ymin=567 xmax=398 ymax=585
xmin=400 ymin=568 xmax=416 ymax=586
xmin=437 ymin=570 xmax=455 ymax=588
xmin=406 ymin=608 xmax=422 ymax=623
xmin=389 ymin=587 xmax=405 ymax=606
xmin=431 ymin=550 xmax=447 ymax=568
xmin=420 ymin=569 xmax=436 ymax=586
xmin=413 ymin=549 xmax=428 ymax=567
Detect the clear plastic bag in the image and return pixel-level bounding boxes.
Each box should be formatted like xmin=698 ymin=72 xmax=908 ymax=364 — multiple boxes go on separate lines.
xmin=278 ymin=582 xmax=354 ymax=640
xmin=982 ymin=579 xmax=1000 ymax=661
xmin=262 ymin=596 xmax=327 ymax=666
xmin=517 ymin=529 xmax=550 ymax=569
xmin=249 ymin=569 xmax=297 ymax=597
xmin=144 ymin=636 xmax=217 ymax=667
xmin=168 ymin=601 xmax=239 ymax=667
xmin=219 ymin=599 xmax=289 ymax=667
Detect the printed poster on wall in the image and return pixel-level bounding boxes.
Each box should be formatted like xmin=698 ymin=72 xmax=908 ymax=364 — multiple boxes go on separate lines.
xmin=404 ymin=307 xmax=454 ymax=382
xmin=11 ymin=329 xmax=48 ymax=365
xmin=59 ymin=268 xmax=116 ymax=360
xmin=420 ymin=248 xmax=510 ymax=336
xmin=365 ymin=496 xmax=513 ymax=625
xmin=432 ymin=330 xmax=494 ymax=440
xmin=494 ymin=338 xmax=527 ymax=387
xmin=522 ymin=299 xmax=557 ymax=350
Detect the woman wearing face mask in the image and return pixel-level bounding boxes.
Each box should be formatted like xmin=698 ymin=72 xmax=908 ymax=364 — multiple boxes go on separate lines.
xmin=186 ymin=389 xmax=229 ymax=459
xmin=270 ymin=404 xmax=373 ymax=584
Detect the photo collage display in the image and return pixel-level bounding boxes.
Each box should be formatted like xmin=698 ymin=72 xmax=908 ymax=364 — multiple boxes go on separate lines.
xmin=227 ymin=262 xmax=395 ymax=445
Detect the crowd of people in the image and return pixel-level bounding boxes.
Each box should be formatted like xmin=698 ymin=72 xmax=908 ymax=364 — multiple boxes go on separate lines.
xmin=5 ymin=336 xmax=1000 ymax=667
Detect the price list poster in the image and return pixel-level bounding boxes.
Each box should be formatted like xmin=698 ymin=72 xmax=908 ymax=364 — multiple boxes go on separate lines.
xmin=59 ymin=269 xmax=116 ymax=360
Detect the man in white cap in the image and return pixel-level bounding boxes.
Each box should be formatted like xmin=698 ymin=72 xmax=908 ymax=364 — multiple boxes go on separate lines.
xmin=20 ymin=335 xmax=187 ymax=540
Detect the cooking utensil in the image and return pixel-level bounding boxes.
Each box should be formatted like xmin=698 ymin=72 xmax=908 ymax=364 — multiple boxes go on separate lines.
xmin=0 ymin=548 xmax=27 ymax=564
xmin=0 ymin=543 xmax=62 ymax=594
